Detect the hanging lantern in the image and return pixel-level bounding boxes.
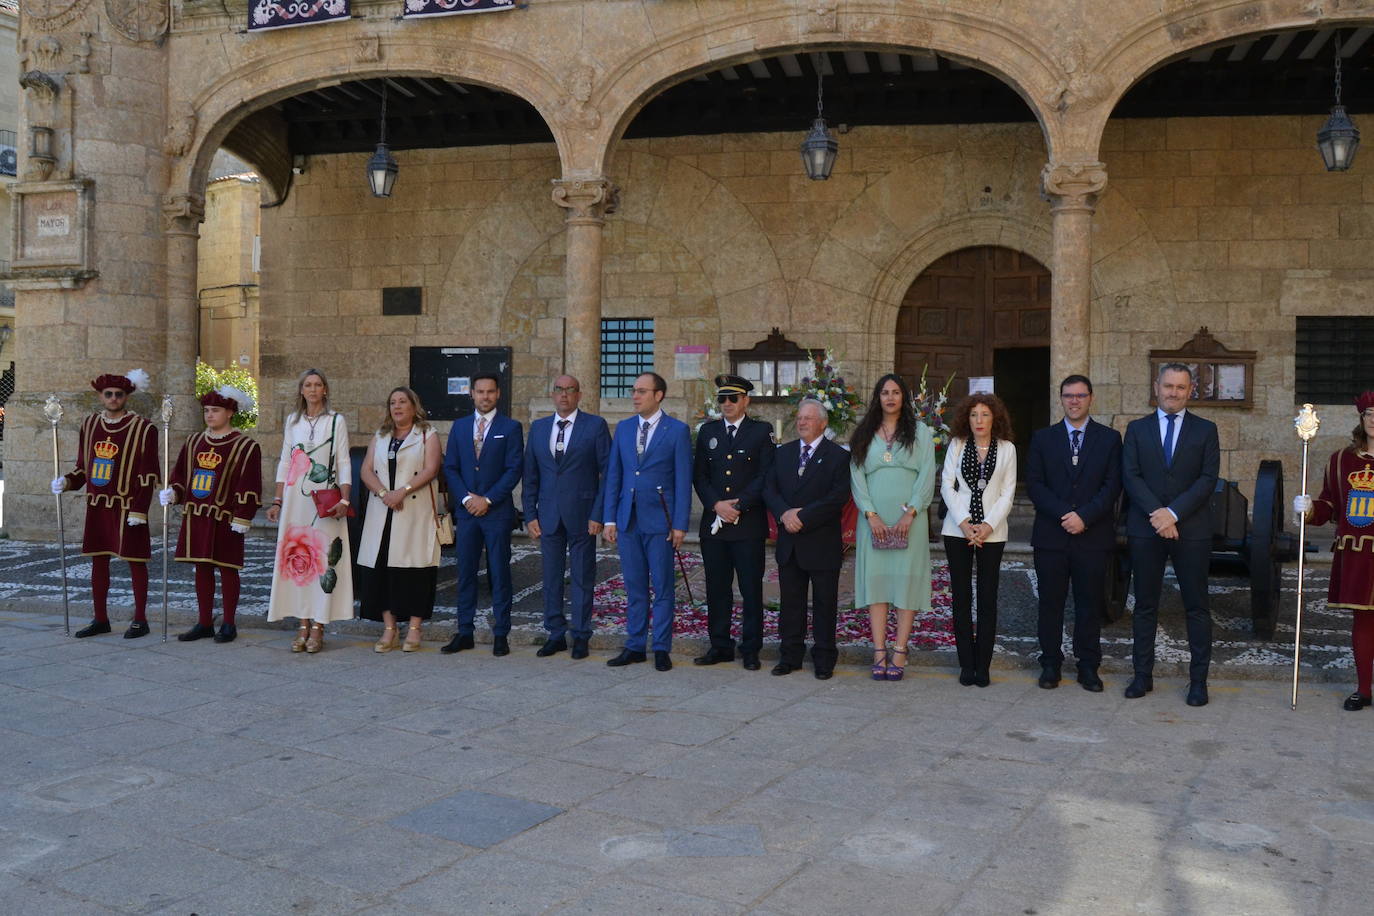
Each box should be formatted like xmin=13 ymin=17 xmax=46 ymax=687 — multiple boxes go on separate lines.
xmin=366 ymin=80 xmax=399 ymax=197
xmin=1318 ymin=34 xmax=1361 ymax=172
xmin=799 ymin=56 xmax=839 ymax=181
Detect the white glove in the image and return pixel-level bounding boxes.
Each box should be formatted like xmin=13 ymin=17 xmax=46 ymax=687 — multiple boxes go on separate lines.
xmin=231 ymin=522 xmax=249 ymax=535
xmin=51 ymin=477 xmax=67 ymax=494
xmin=709 ymin=514 xmax=724 ymax=536
xmin=126 ymin=517 xmax=146 ymax=527
xmin=1293 ymin=494 xmax=1313 ymax=518
xmin=158 ymin=488 xmax=176 ymax=506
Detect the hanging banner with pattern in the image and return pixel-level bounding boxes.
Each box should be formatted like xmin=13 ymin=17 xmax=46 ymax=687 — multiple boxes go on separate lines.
xmin=401 ymin=0 xmax=516 ymax=19
xmin=249 ymin=0 xmax=351 ymax=32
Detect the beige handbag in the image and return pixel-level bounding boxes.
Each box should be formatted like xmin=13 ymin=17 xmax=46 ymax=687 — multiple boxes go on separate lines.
xmin=422 ymin=429 xmax=454 ymax=547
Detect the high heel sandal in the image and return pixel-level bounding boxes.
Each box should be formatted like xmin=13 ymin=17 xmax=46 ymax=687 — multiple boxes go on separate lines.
xmin=305 ymin=622 xmax=325 ymax=654
xmin=402 ymin=626 xmax=422 ymax=653
xmin=374 ymin=625 xmax=399 ymax=654
xmin=871 ymin=647 xmax=889 ymax=681
xmin=290 ymin=623 xmax=310 ymax=653
xmin=886 ymin=646 xmax=909 ymax=681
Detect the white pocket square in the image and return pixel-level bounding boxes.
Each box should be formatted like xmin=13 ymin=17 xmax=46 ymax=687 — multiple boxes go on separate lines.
xmin=493 ymin=434 xmax=505 ymax=439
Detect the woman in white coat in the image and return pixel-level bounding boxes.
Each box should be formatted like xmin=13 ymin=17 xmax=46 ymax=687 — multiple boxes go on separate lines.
xmin=358 ymin=388 xmax=443 ymax=652
xmin=941 ymin=394 xmax=1017 ymax=687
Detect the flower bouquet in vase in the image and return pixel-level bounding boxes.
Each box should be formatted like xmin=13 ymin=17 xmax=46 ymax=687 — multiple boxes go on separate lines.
xmin=787 ymin=348 xmax=863 ymax=440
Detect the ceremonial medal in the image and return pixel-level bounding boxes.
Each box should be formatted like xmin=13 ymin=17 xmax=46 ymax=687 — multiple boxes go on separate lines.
xmin=977 ymin=478 xmax=987 ymax=491
xmin=883 ymin=451 xmax=892 ymax=463
xmin=1072 ymin=456 xmax=1079 ymax=466
xmin=708 ymin=437 xmax=718 ymax=450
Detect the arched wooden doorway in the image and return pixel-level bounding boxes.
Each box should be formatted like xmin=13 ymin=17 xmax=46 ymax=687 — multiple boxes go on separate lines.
xmin=895 ymin=246 xmax=1052 ymax=477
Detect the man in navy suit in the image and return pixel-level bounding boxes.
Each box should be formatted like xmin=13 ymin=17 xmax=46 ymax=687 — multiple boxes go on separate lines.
xmin=762 ymin=398 xmax=851 ymax=680
xmin=523 ymin=375 xmax=611 ymax=660
xmin=441 ymin=372 xmax=524 ymax=657
xmin=602 ymin=372 xmax=692 ymax=672
xmin=1121 ymin=363 xmax=1220 ymax=707
xmin=1026 ymin=375 xmax=1122 ymax=692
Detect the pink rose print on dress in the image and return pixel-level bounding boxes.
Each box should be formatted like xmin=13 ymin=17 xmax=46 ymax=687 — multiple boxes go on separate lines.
xmin=285 ymin=446 xmax=312 ymax=486
xmin=277 ymin=524 xmax=328 ymax=587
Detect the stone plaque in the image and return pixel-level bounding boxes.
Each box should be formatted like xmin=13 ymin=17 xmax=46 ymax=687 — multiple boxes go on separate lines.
xmin=4 ymin=179 xmax=96 ymax=288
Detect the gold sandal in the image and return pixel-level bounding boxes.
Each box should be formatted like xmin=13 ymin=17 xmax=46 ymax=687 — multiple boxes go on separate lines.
xmin=305 ymin=622 xmax=325 ymax=654
xmin=374 ymin=625 xmax=399 ymax=654
xmin=290 ymin=623 xmax=310 ymax=653
xmin=402 ymin=626 xmax=422 ymax=653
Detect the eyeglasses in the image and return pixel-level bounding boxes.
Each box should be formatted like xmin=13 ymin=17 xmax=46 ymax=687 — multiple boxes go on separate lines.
xmin=716 ymin=393 xmax=740 ymax=404
xmin=552 ymin=386 xmax=579 ymax=394
xmin=101 ymin=390 xmax=125 ymax=398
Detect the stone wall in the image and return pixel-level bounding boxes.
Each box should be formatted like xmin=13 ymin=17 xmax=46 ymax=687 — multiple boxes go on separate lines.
xmin=197 ymin=174 xmax=261 ymax=376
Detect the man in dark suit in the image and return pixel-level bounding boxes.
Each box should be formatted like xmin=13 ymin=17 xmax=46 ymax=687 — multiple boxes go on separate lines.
xmin=524 ymin=375 xmax=611 ymax=661
xmin=441 ymin=372 xmax=524 ymax=657
xmin=693 ymin=374 xmax=776 ymax=671
xmin=762 ymin=398 xmax=851 ymax=680
xmin=602 ymin=372 xmax=693 ymax=672
xmin=1121 ymin=363 xmax=1220 ymax=706
xmin=1026 ymin=374 xmax=1122 ymax=692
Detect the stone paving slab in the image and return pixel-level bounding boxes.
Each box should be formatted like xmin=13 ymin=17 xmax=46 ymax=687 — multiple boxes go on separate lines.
xmin=0 ymin=609 xmax=1371 ymax=915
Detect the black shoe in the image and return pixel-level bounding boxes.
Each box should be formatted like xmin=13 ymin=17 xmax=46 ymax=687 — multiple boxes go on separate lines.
xmin=742 ymin=653 xmax=761 ymax=671
xmin=177 ymin=623 xmax=216 ymax=642
xmin=536 ymin=637 xmax=567 ymax=658
xmin=814 ymin=668 xmax=833 ymax=681
xmin=492 ymin=636 xmax=510 ymax=657
xmin=214 ymin=624 xmax=237 ymax=644
xmin=606 ymin=649 xmax=646 ymax=667
xmin=693 ymin=649 xmax=734 ymax=666
xmin=1038 ymin=666 xmax=1061 ymax=689
xmin=74 ymin=620 xmax=111 ymax=639
xmin=123 ymin=621 xmax=150 ymax=640
xmin=441 ymin=634 xmax=475 ymax=654
xmin=771 ymin=662 xmax=798 ymax=676
xmin=1343 ymin=692 xmax=1372 ymax=711
xmin=973 ymin=669 xmax=991 ymax=688
xmin=1076 ymin=667 xmax=1104 ymax=692
xmin=654 ymin=651 xmax=672 ymax=672
xmin=958 ymin=667 xmax=976 ymax=686
xmin=1124 ymin=675 xmax=1154 ymax=699
xmin=571 ymin=639 xmax=590 ymax=660
xmin=1186 ymin=682 xmax=1209 ymax=707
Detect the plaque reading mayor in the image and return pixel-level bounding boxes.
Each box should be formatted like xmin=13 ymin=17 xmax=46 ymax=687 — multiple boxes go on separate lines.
xmin=19 ymin=188 xmax=82 ymax=266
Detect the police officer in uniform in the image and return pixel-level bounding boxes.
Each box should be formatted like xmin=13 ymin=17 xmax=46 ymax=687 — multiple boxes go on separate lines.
xmin=693 ymin=375 xmax=776 ymax=670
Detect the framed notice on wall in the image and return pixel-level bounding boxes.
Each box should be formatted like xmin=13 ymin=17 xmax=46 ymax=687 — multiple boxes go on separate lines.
xmin=1148 ymin=327 xmax=1256 ymax=409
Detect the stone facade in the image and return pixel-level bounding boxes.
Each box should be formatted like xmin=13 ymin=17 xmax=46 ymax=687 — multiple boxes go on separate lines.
xmin=6 ymin=0 xmax=1374 ymax=537
xmin=197 ymin=173 xmax=261 ymax=377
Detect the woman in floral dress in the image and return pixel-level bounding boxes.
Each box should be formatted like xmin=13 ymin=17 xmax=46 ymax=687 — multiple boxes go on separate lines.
xmin=266 ymin=369 xmax=355 ymax=652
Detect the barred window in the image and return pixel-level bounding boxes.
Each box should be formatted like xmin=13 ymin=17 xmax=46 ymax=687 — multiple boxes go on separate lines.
xmin=600 ymin=319 xmax=654 ymax=399
xmin=1296 ymin=316 xmax=1374 ymax=404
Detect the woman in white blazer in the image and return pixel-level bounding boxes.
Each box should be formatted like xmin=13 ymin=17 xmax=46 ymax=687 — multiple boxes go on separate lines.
xmin=941 ymin=394 xmax=1017 ymax=687
xmin=358 ymin=388 xmax=444 ymax=652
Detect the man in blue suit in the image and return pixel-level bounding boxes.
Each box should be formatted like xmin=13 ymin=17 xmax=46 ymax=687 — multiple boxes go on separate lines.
xmin=523 ymin=374 xmax=611 ymax=660
xmin=1121 ymin=363 xmax=1220 ymax=707
xmin=441 ymin=372 xmax=524 ymax=657
xmin=602 ymin=371 xmax=693 ymax=671
xmin=1026 ymin=374 xmax=1121 ymax=693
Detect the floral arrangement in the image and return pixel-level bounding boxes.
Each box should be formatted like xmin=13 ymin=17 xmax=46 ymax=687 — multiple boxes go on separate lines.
xmin=195 ymin=360 xmax=259 ymax=430
xmin=913 ymin=363 xmax=956 ymax=463
xmin=788 ymin=348 xmax=863 ymax=437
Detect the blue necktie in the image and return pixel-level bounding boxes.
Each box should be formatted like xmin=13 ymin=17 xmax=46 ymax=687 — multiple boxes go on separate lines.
xmin=1163 ymin=413 xmax=1177 ymax=468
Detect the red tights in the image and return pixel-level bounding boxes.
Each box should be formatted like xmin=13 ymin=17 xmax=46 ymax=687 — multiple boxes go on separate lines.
xmin=194 ymin=564 xmax=240 ymax=627
xmin=90 ymin=556 xmax=148 ymax=623
xmin=1353 ymin=611 xmax=1374 ymax=697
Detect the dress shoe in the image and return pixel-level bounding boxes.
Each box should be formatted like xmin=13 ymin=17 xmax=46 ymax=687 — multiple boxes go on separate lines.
xmin=771 ymin=662 xmax=797 ymax=676
xmin=74 ymin=620 xmax=111 ymax=639
xmin=536 ymin=637 xmax=567 ymax=658
xmin=1076 ymin=667 xmax=1104 ymax=693
xmin=958 ymin=667 xmax=976 ymax=686
xmin=1186 ymin=682 xmax=1209 ymax=707
xmin=492 ymin=636 xmax=510 ymax=657
xmin=571 ymin=639 xmax=589 ymax=660
xmin=1343 ymin=692 xmax=1372 ymax=711
xmin=693 ymin=648 xmax=734 ymax=666
xmin=1038 ymin=666 xmax=1061 ymax=689
xmin=654 ymin=651 xmax=673 ymax=672
xmin=606 ymin=649 xmax=646 ymax=667
xmin=177 ymin=622 xmax=216 ymax=642
xmin=440 ymin=633 xmax=475 ymax=654
xmin=1123 ymin=675 xmax=1154 ymax=699
xmin=973 ymin=669 xmax=991 ymax=688
xmin=741 ymin=653 xmax=761 ymax=671
xmin=213 ymin=624 xmax=237 ymax=644
xmin=814 ymin=668 xmax=833 ymax=681
xmin=123 ymin=621 xmax=150 ymax=640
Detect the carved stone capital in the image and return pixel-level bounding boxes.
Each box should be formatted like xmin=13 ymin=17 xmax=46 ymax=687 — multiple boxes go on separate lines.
xmin=162 ymin=193 xmax=205 ymax=237
xmin=1040 ymin=161 xmax=1108 ymax=213
xmin=551 ymin=178 xmax=619 ymax=225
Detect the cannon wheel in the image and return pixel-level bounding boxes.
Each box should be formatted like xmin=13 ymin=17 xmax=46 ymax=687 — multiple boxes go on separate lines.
xmin=1249 ymin=460 xmax=1285 ymax=639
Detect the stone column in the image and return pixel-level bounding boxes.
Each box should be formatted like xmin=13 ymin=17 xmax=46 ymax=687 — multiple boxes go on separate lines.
xmin=162 ymin=193 xmax=205 ymax=424
xmin=1041 ymin=160 xmax=1108 ymax=394
xmin=551 ymin=177 xmax=618 ymax=415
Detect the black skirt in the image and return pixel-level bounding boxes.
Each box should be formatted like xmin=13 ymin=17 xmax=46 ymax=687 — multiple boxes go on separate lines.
xmin=359 ymin=448 xmax=438 ymax=621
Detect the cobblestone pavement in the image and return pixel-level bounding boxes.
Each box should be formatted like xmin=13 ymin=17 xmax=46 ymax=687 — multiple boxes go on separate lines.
xmin=0 ymin=609 xmax=1369 ymax=915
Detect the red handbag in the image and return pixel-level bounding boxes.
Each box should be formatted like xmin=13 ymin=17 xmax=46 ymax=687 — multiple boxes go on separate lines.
xmin=310 ymin=416 xmax=356 ymax=518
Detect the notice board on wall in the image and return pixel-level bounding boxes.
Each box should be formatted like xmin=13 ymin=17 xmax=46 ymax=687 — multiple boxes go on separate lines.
xmin=410 ymin=347 xmax=512 ymax=421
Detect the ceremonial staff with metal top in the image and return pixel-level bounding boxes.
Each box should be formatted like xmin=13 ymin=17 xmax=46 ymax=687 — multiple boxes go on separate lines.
xmin=1291 ymin=403 xmax=1321 ymax=710
xmin=44 ymin=396 xmax=72 ymax=636
xmin=159 ymin=395 xmax=174 ymax=643
xmin=656 ymin=485 xmax=696 ymax=606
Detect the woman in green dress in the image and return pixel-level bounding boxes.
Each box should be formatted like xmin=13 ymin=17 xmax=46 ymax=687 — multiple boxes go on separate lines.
xmin=850 ymin=373 xmax=936 ymax=681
